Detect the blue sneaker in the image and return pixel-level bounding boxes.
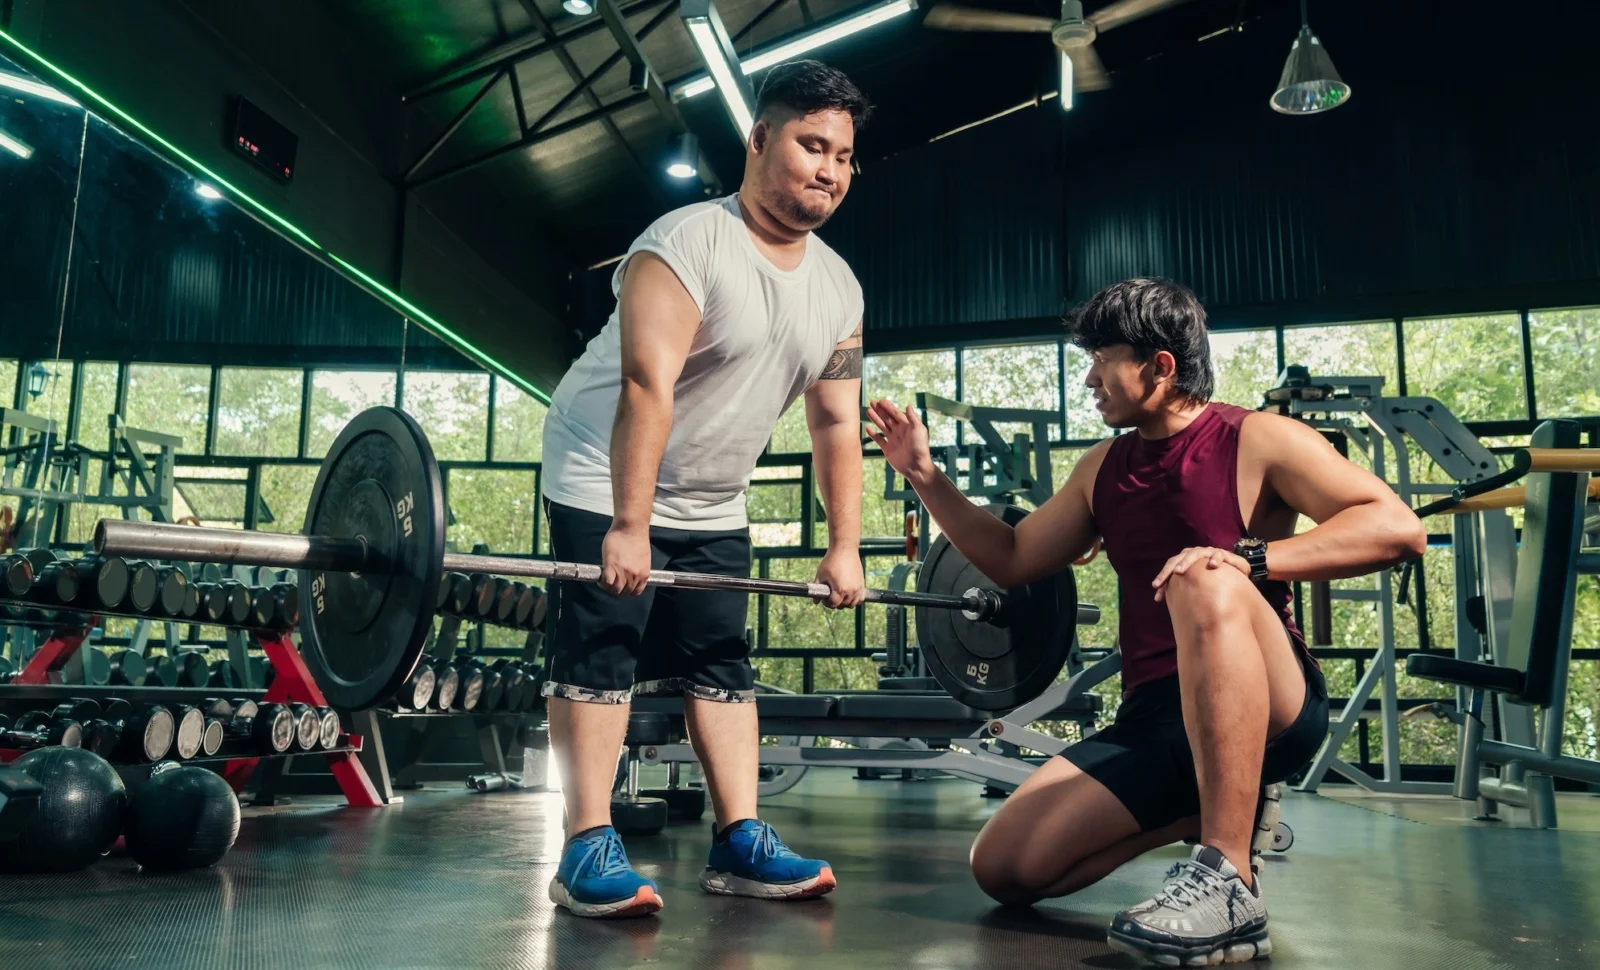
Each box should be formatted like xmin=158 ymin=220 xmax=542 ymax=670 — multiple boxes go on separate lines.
xmin=700 ymin=819 xmax=836 ymax=900
xmin=549 ymin=827 xmax=663 ymax=918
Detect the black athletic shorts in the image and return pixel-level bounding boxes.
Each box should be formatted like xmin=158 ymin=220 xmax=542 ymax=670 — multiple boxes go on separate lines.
xmin=541 ymin=501 xmax=756 ymax=704
xmin=1059 ymin=649 xmax=1329 ymax=832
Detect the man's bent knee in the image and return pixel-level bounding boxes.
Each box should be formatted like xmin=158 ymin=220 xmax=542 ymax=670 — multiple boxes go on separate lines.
xmin=1164 ymin=565 xmax=1255 ymax=630
xmin=970 ymin=850 xmax=1046 ymax=906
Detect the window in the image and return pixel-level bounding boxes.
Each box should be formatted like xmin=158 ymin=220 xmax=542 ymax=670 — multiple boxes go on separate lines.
xmin=1282 ymin=322 xmax=1398 ymax=392
xmin=76 ymin=362 xmax=120 ymax=446
xmin=124 ymin=363 xmax=211 ymax=452
xmin=1208 ymin=329 xmax=1278 ymax=409
xmin=492 ymin=381 xmax=547 ymax=462
xmin=257 ymin=465 xmax=320 ymax=535
xmin=749 ymin=468 xmax=804 ymax=548
xmin=21 ymin=359 xmax=74 ymax=425
xmin=1062 ymin=345 xmax=1103 ymax=440
xmin=769 ymin=401 xmax=812 ymax=455
xmin=1403 ymin=313 xmax=1525 ymax=421
xmin=214 ymin=367 xmax=301 ymax=457
xmin=402 ymin=371 xmax=489 ymax=461
xmin=0 ymin=360 xmax=16 ymax=409
xmin=447 ymin=468 xmax=537 ymax=554
xmin=961 ymin=342 xmax=1062 ymax=444
xmin=1529 ymin=308 xmax=1600 ymax=418
xmin=308 ymin=370 xmax=397 ymax=458
xmin=759 ymin=556 xmax=858 ymax=649
xmin=864 ymin=349 xmax=958 ymax=446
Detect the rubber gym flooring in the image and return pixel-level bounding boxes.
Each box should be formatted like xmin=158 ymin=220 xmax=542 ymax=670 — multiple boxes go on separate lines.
xmin=0 ymin=770 xmax=1596 ymax=970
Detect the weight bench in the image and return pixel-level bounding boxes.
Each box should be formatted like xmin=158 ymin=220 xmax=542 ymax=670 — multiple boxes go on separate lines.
xmin=1406 ymin=419 xmax=1600 ymax=828
xmin=634 ymin=658 xmax=1109 ymax=793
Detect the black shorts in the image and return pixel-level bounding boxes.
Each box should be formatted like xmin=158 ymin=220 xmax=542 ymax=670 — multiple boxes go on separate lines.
xmin=1060 ymin=650 xmax=1329 ymax=832
xmin=541 ymin=501 xmax=755 ymax=704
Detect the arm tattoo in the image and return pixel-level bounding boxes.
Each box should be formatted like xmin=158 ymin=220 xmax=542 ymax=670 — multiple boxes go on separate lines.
xmin=820 ymin=346 xmax=863 ymax=380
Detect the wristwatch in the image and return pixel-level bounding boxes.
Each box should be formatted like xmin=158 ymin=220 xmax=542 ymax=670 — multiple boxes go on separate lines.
xmin=1233 ymin=537 xmax=1269 ymax=581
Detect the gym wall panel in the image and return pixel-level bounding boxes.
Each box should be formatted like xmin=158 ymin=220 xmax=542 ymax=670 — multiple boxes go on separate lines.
xmin=797 ymin=1 xmax=1600 ymax=346
xmin=4 ymin=0 xmax=570 ymax=384
xmin=819 ymin=108 xmax=1066 ymax=334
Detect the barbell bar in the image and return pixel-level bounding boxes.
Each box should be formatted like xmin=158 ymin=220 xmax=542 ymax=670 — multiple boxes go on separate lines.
xmin=94 ymin=520 xmax=1014 ymax=622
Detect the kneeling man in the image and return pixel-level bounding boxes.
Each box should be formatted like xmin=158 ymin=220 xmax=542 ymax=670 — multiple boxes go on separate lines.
xmin=867 ymin=278 xmax=1425 ymax=965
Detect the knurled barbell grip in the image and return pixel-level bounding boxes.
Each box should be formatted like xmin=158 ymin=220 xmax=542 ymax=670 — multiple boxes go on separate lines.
xmin=97 ymin=520 xmax=1001 ymax=621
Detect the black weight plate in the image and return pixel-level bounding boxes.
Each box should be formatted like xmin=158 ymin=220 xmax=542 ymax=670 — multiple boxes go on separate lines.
xmin=915 ymin=504 xmax=1077 ymax=712
xmin=299 ymin=407 xmax=444 ymax=712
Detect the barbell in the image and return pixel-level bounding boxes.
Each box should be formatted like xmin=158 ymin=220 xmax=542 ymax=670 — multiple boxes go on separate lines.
xmin=92 ymin=407 xmax=1093 ymax=711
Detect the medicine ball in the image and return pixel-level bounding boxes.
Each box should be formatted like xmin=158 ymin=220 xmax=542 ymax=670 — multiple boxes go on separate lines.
xmin=124 ymin=764 xmax=240 ymax=871
xmin=0 ymin=746 xmax=126 ymax=873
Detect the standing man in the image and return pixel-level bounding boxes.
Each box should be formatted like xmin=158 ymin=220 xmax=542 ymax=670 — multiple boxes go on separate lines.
xmin=540 ymin=60 xmax=872 ymax=918
xmin=866 ymin=279 xmax=1426 ymax=965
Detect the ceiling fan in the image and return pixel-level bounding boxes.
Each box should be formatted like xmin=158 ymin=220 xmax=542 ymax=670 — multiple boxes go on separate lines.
xmin=922 ymin=0 xmax=1195 ymax=99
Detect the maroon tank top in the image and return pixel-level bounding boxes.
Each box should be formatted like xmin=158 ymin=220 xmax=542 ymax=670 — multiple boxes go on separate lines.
xmin=1091 ymin=403 xmax=1307 ymax=693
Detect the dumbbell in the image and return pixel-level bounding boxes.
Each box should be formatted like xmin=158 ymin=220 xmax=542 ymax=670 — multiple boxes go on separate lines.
xmin=193 ymin=583 xmax=227 ymax=623
xmin=74 ymin=556 xmax=132 ymax=610
xmin=395 ymin=663 xmax=436 ymax=711
xmin=526 ymin=586 xmax=549 ymax=631
xmin=489 ymin=660 xmax=528 ymax=711
xmin=108 ymin=649 xmax=146 ymax=687
xmin=467 ymin=574 xmax=498 ymax=618
xmin=513 ymin=584 xmax=539 ymax=628
xmin=611 ymin=713 xmax=669 ymax=835
xmin=167 ymin=703 xmax=221 ymax=759
xmin=149 ymin=565 xmax=191 ymax=617
xmin=286 ymin=703 xmax=322 ymax=752
xmin=270 ymin=583 xmax=299 ymax=627
xmin=218 ymin=580 xmax=251 ymax=626
xmin=494 ymin=581 xmax=523 ymax=625
xmin=426 ymin=655 xmax=460 ymax=711
xmin=474 ymin=661 xmax=505 ymax=711
xmin=144 ymin=654 xmax=180 ymax=687
xmin=437 ymin=572 xmax=473 ymax=615
xmin=22 ymin=548 xmax=60 ymax=576
xmin=248 ymin=586 xmax=276 ymax=628
xmin=179 ymin=583 xmax=202 ymax=620
xmin=188 ymin=562 xmax=225 ymax=585
xmin=34 ymin=558 xmax=83 ymax=606
xmin=451 ymin=661 xmax=486 ymax=712
xmin=85 ymin=699 xmax=174 ymax=762
xmin=174 ymin=652 xmax=210 ymax=688
xmin=124 ymin=560 xmax=160 ymax=613
xmin=0 ymin=711 xmax=84 ymax=750
xmin=73 ymin=647 xmax=112 ymax=686
xmin=1 ymin=554 xmax=33 ymax=598
xmin=221 ymin=699 xmax=295 ymax=754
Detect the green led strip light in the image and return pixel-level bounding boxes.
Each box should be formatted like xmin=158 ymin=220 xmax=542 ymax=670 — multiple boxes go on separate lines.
xmin=0 ymin=27 xmax=550 ymax=404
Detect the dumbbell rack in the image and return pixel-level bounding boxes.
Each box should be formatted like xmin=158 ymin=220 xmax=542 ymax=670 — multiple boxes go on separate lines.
xmin=0 ymin=611 xmax=384 ymax=809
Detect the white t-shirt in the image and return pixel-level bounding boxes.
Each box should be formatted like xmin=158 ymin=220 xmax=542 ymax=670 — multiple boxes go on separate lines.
xmin=543 ymin=194 xmax=864 ymax=530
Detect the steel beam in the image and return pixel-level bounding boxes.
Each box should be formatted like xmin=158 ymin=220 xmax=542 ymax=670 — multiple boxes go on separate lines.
xmin=517 ymin=0 xmax=667 ymax=202
xmin=401 ymin=0 xmax=670 ymax=102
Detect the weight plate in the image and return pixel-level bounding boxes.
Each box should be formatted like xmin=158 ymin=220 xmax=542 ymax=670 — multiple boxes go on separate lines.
xmin=915 ymin=504 xmax=1077 ymax=711
xmin=299 ymin=407 xmax=444 ymax=711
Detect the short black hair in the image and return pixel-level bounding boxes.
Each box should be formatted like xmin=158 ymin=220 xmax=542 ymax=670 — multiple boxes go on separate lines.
xmin=755 ymin=59 xmax=872 ymax=130
xmin=1067 ymin=278 xmax=1215 ymax=403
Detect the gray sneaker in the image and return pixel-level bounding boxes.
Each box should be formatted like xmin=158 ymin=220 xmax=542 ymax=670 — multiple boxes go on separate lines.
xmin=1106 ymin=845 xmax=1271 ymax=967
